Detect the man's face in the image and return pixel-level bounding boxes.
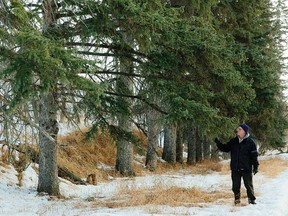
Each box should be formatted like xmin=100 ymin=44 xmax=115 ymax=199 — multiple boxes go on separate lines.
xmin=237 ymin=127 xmax=246 ymax=139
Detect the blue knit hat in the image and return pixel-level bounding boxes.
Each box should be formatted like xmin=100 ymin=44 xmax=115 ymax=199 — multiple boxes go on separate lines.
xmin=239 ymin=124 xmax=249 ymax=134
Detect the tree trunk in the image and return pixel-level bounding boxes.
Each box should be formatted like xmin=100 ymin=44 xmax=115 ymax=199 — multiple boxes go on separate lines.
xmin=115 ymin=117 xmax=134 ymax=176
xmin=203 ymin=138 xmax=210 ymax=160
xmin=37 ymin=90 xmax=60 ymax=196
xmin=145 ymin=103 xmax=160 ymax=171
xmin=187 ymin=125 xmax=196 ymax=165
xmin=176 ymin=128 xmax=183 ymax=163
xmin=162 ymin=124 xmax=177 ymax=164
xmin=115 ymin=34 xmax=134 ymax=176
xmin=37 ymin=0 xmax=60 ymax=196
xmin=195 ymin=127 xmax=203 ymax=163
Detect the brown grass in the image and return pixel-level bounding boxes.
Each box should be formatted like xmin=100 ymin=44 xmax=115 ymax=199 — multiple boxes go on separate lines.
xmin=259 ymin=157 xmax=288 ymax=178
xmin=149 ymin=159 xmax=230 ymax=176
xmin=86 ymin=160 xmax=235 ymax=210
xmin=1 ymin=145 xmax=9 ymax=164
xmin=92 ymin=185 xmax=232 ymax=209
xmin=58 ymin=129 xmax=117 ymax=182
xmin=190 ymin=160 xmax=229 ymax=174
xmin=57 ymin=128 xmax=154 ymax=181
xmin=0 ymin=162 xmax=10 ymax=169
xmin=93 ymin=157 xmax=286 ymax=210
xmin=55 ymin=127 xmax=233 ymax=183
xmin=3 ymin=127 xmax=288 ymax=212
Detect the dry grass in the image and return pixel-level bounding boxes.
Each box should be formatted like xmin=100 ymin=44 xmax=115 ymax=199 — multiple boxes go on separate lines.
xmin=87 ymin=160 xmax=235 ymax=210
xmin=259 ymin=157 xmax=288 ymax=178
xmin=150 ymin=159 xmax=230 ymax=176
xmin=57 ymin=128 xmax=151 ymax=182
xmin=55 ymin=127 xmax=232 ymax=183
xmin=57 ymin=127 xmax=156 ymax=182
xmin=57 ymin=126 xmax=288 ymax=185
xmin=92 ymin=184 xmax=232 ymax=209
xmin=1 ymin=145 xmax=9 ymax=164
xmin=92 ymin=157 xmax=285 ymax=210
xmin=190 ymin=160 xmax=229 ymax=174
xmin=0 ymin=161 xmax=10 ymax=169
xmin=58 ymin=129 xmax=117 ymax=182
xmin=3 ymin=128 xmax=288 ymax=212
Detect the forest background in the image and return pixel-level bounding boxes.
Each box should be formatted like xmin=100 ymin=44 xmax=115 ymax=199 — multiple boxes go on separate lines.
xmin=0 ymin=0 xmax=288 ymax=197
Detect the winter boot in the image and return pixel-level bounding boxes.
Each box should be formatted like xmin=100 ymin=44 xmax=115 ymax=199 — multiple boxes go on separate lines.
xmin=234 ymin=199 xmax=240 ymax=205
xmin=248 ymin=198 xmax=256 ymax=205
xmin=234 ymin=193 xmax=241 ymax=205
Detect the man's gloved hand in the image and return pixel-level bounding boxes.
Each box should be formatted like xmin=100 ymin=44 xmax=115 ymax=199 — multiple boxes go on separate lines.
xmin=253 ymin=167 xmax=258 ymax=175
xmin=214 ymin=138 xmax=221 ymax=145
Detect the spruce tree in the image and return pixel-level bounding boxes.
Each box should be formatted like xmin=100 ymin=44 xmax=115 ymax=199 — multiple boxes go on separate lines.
xmin=0 ymin=1 xmax=104 ymax=194
xmin=213 ymin=0 xmax=288 ymax=149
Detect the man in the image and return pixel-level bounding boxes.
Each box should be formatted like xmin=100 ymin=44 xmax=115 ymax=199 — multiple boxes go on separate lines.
xmin=215 ymin=124 xmax=259 ymax=205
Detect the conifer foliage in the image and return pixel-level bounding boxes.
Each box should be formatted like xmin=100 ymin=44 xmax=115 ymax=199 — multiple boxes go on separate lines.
xmin=213 ymin=0 xmax=288 ymax=149
xmin=0 ymin=0 xmax=287 ymax=193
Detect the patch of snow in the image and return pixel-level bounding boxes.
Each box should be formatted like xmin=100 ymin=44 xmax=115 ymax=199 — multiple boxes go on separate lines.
xmin=0 ymin=154 xmax=288 ymax=215
xmin=96 ymin=162 xmax=114 ymax=171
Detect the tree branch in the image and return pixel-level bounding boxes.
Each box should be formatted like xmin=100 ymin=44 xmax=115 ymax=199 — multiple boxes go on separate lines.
xmin=66 ymin=42 xmax=148 ymax=58
xmin=77 ymin=51 xmax=143 ymax=64
xmin=104 ymin=91 xmax=168 ymax=115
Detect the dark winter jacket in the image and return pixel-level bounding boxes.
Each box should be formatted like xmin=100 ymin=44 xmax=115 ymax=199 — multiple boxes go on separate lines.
xmin=216 ymin=135 xmax=259 ymax=172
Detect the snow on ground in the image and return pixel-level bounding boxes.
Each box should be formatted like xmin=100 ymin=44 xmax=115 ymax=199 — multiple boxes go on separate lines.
xmin=1 ymin=154 xmax=288 ymax=216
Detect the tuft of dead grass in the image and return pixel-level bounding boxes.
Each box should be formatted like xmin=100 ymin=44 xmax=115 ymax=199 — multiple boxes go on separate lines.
xmin=1 ymin=145 xmax=9 ymax=164
xmin=192 ymin=160 xmax=227 ymax=174
xmin=151 ymin=160 xmax=229 ymax=176
xmin=92 ymin=184 xmax=231 ymax=209
xmin=57 ymin=128 xmax=151 ymax=182
xmin=58 ymin=129 xmax=117 ymax=182
xmin=259 ymin=157 xmax=288 ymax=178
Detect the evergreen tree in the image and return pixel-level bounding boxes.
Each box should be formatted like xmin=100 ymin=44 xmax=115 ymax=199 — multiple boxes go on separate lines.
xmin=1 ymin=0 xmax=287 ymax=179
xmin=213 ymin=0 xmax=288 ymax=150
xmin=0 ymin=0 xmax=104 ymax=194
xmin=36 ymin=0 xmax=61 ymax=196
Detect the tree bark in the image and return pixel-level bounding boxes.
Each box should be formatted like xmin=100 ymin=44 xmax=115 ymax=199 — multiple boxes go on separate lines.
xmin=203 ymin=138 xmax=210 ymax=160
xmin=195 ymin=127 xmax=203 ymax=162
xmin=115 ymin=116 xmax=134 ymax=176
xmin=187 ymin=125 xmax=196 ymax=165
xmin=162 ymin=124 xmax=177 ymax=164
xmin=176 ymin=128 xmax=183 ymax=163
xmin=37 ymin=90 xmax=60 ymax=196
xmin=145 ymin=103 xmax=160 ymax=171
xmin=115 ymin=34 xmax=134 ymax=176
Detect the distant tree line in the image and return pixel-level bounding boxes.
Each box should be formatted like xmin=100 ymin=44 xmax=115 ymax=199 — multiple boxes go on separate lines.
xmin=0 ymin=0 xmax=287 ymax=196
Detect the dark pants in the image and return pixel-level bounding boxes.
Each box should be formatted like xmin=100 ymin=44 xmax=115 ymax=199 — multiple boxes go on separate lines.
xmin=231 ymin=170 xmax=256 ymax=201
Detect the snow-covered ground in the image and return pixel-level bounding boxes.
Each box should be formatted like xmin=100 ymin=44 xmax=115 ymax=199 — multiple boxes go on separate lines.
xmin=0 ymin=154 xmax=288 ymax=216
